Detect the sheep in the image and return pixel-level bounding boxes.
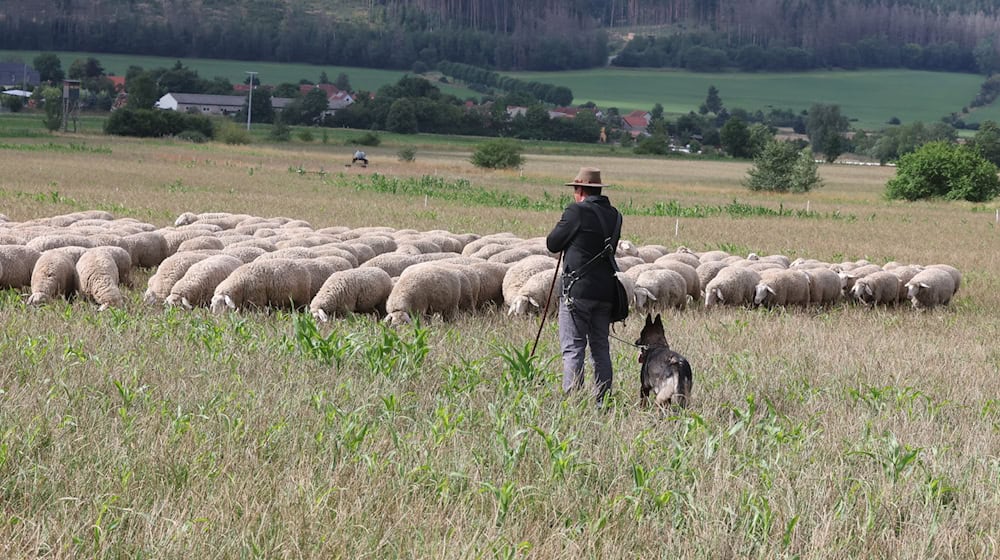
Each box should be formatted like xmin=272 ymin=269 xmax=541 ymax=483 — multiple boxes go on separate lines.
xmin=300 ymin=258 xmax=354 ymax=300
xmin=470 ymin=242 xmax=521 ymax=260
xmin=616 ymin=240 xmax=639 ymax=258
xmin=340 ymin=242 xmax=378 ymax=264
xmin=349 ymin=235 xmax=398 ymax=256
xmin=122 ymin=231 xmax=170 ymax=268
xmin=488 ymin=247 xmax=546 ymax=264
xmin=905 ymin=268 xmax=956 ymax=310
xmin=507 ymin=268 xmax=562 ymax=316
xmin=176 ymin=236 xmax=225 ymax=252
xmin=615 ymin=272 xmax=636 ymax=310
xmin=637 ymin=244 xmax=669 ymax=263
xmin=655 ymin=252 xmax=701 ymax=270
xmin=222 ymin=245 xmax=267 ymax=263
xmin=695 ymin=261 xmax=729 ymax=296
xmin=0 ymin=245 xmax=42 ymax=289
xmin=162 ymin=229 xmax=211 ymax=253
xmin=310 ymin=267 xmax=394 ymax=321
xmin=887 ymin=265 xmax=923 ymax=303
xmin=143 ymin=252 xmax=215 ymax=305
xmin=210 ymin=259 xmax=313 ymax=313
xmin=634 ymin=269 xmax=688 ymax=312
xmin=838 ymin=264 xmax=883 ymax=295
xmin=623 ymin=263 xmax=664 ymax=284
xmin=461 ymin=233 xmax=520 ymax=257
xmin=27 ymin=251 xmax=79 ymax=305
xmin=926 ymin=264 xmax=961 ymax=295
xmin=362 ymin=253 xmax=422 ymax=277
xmin=440 ymin=258 xmax=508 ymax=309
xmin=89 ymin=245 xmax=133 ymax=288
xmin=385 ymin=263 xmax=464 ymax=325
xmin=437 ymin=263 xmax=479 ymax=312
xmin=849 ymin=271 xmax=900 ymax=307
xmin=502 ymin=255 xmax=557 ymax=309
xmin=227 ymin=238 xmax=277 ymax=252
xmin=801 ymin=267 xmax=843 ymax=306
xmin=25 ymin=234 xmax=95 ymax=253
xmin=748 ymin=253 xmax=791 ymax=267
xmin=76 ymin=249 xmax=124 ymax=310
xmin=704 ymin=267 xmax=761 ymax=308
xmin=165 ymin=255 xmax=244 ymax=309
xmin=615 ymin=256 xmax=646 ymax=272
xmin=396 ymin=240 xmax=442 ymax=255
xmin=46 ymin=245 xmax=89 ymax=265
xmin=698 ymin=250 xmax=731 ymax=263
xmin=753 ymin=269 xmax=811 ymax=307
xmin=656 ymin=260 xmax=700 ymax=301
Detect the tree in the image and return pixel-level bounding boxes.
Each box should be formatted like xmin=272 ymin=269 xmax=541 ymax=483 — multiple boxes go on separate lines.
xmin=720 ymin=116 xmax=751 ymax=158
xmin=969 ymin=120 xmax=1000 ymax=166
xmin=747 ymin=123 xmax=775 ymax=158
xmin=386 ymin=98 xmax=418 ymax=133
xmin=40 ymin=87 xmax=63 ymax=131
xmin=806 ymin=104 xmax=849 ymax=162
xmin=334 ymin=73 xmax=352 ymax=91
xmin=704 ymin=85 xmax=723 ymax=114
xmin=745 ymin=140 xmax=823 ymax=193
xmin=319 ymin=71 xmax=330 ymax=84
xmin=240 ymin=87 xmax=274 ymax=124
xmin=272 ymin=83 xmax=300 ymax=98
xmin=126 ymin=71 xmax=159 ymax=110
xmin=886 ymin=142 xmax=1000 ymax=202
xmin=68 ymin=57 xmax=103 ymax=80
xmin=33 ymin=53 xmax=64 ymax=84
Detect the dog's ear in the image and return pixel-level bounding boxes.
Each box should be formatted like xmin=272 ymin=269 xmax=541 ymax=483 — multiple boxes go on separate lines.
xmin=654 ymin=314 xmax=662 ymax=327
xmin=644 ymin=313 xmax=652 ymax=326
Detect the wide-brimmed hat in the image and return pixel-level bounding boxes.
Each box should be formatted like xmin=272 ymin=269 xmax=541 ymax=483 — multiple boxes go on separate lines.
xmin=565 ymin=167 xmax=608 ymax=188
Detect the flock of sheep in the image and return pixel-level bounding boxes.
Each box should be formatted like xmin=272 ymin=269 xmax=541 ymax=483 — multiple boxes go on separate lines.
xmin=0 ymin=210 xmax=961 ymax=325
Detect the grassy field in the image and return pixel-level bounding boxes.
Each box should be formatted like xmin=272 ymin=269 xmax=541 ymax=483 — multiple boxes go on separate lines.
xmin=4 ymin=49 xmax=998 ymax=130
xmin=1 ymin=124 xmax=1000 ymax=558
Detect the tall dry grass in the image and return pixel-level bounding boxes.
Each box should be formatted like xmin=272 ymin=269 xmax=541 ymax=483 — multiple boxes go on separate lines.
xmin=1 ymin=133 xmax=999 ymax=558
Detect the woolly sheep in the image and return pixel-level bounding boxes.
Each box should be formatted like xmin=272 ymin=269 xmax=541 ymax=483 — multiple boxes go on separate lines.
xmin=695 ymin=261 xmax=729 ymax=296
xmin=461 ymin=233 xmax=520 ymax=257
xmin=634 ymin=269 xmax=688 ymax=312
xmin=349 ymin=235 xmax=398 ymax=256
xmin=227 ymin=238 xmax=277 ymax=252
xmin=46 ymin=245 xmax=89 ymax=265
xmin=753 ymin=269 xmax=811 ymax=307
xmin=211 ymin=259 xmax=313 ymax=313
xmin=656 ymin=260 xmax=700 ymax=301
xmin=838 ymin=264 xmax=883 ymax=294
xmin=385 ymin=264 xmax=464 ymax=325
xmin=637 ymin=245 xmax=669 ymax=263
xmin=849 ymin=271 xmax=900 ymax=307
xmin=698 ymin=250 xmax=731 ymax=263
xmin=502 ymin=255 xmax=557 ymax=309
xmin=143 ymin=252 xmax=215 ymax=305
xmin=615 ymin=256 xmax=646 ymax=272
xmin=340 ymin=242 xmax=378 ymax=264
xmin=623 ymin=263 xmax=664 ymax=284
xmin=616 ymin=240 xmax=639 ymax=258
xmin=801 ymin=267 xmax=843 ymax=306
xmin=27 ymin=251 xmax=79 ymax=305
xmin=655 ymin=252 xmax=701 ymax=270
xmin=926 ymin=264 xmax=961 ymax=295
xmin=25 ymin=234 xmax=95 ymax=253
xmin=76 ymin=249 xmax=124 ymax=310
xmin=222 ymin=245 xmax=267 ymax=263
xmin=488 ymin=247 xmax=544 ymax=264
xmin=89 ymin=245 xmax=133 ymax=288
xmin=507 ymin=268 xmax=562 ymax=316
xmin=436 ymin=263 xmax=479 ymax=312
xmin=905 ymin=268 xmax=956 ymax=310
xmin=165 ymin=255 xmax=244 ymax=309
xmin=362 ymin=253 xmax=422 ymax=277
xmin=887 ymin=265 xmax=923 ymax=303
xmin=615 ymin=272 xmax=636 ymax=310
xmin=177 ymin=236 xmax=225 ymax=252
xmin=301 ymin=258 xmax=354 ymax=300
xmin=256 ymin=247 xmax=318 ymax=261
xmin=310 ymin=267 xmax=394 ymax=321
xmin=396 ymin=240 xmax=441 ymax=255
xmin=704 ymin=267 xmax=761 ymax=308
xmin=0 ymin=245 xmax=42 ymax=289
xmin=440 ymin=258 xmax=508 ymax=309
xmin=122 ymin=231 xmax=170 ymax=268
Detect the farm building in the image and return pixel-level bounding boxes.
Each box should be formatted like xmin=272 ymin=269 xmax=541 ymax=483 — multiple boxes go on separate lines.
xmin=155 ymin=93 xmax=294 ymax=115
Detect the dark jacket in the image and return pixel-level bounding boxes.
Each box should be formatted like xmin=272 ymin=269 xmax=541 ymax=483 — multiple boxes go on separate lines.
xmin=546 ymin=195 xmax=622 ymax=301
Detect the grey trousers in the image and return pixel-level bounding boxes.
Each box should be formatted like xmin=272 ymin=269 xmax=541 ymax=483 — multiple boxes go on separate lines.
xmin=558 ymin=297 xmax=614 ymax=403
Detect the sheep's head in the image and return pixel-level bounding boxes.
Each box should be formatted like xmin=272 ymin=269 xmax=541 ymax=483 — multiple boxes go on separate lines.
xmin=385 ymin=310 xmax=412 ymax=326
xmin=507 ymin=295 xmax=540 ymax=316
xmin=633 ymin=287 xmax=655 ymax=311
xmin=141 ymin=288 xmax=159 ymax=306
xmin=210 ymin=294 xmax=235 ymax=314
xmin=753 ymin=284 xmax=775 ymax=306
xmin=313 ymin=308 xmax=330 ymax=323
xmin=27 ymin=292 xmax=49 ymax=306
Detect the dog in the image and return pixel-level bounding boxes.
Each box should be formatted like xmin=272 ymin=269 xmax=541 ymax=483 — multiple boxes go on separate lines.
xmin=636 ymin=313 xmax=693 ymax=407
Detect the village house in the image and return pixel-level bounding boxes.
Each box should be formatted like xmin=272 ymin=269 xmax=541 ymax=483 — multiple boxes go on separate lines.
xmin=0 ymin=63 xmax=40 ymax=87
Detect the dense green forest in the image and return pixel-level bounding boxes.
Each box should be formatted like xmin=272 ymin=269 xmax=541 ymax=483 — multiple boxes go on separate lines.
xmin=2 ymin=0 xmax=999 ymax=72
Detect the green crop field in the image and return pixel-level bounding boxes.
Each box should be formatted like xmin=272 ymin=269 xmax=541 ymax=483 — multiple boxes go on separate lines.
xmin=1 ymin=123 xmax=999 ymax=557
xmin=507 ymin=67 xmax=992 ymax=130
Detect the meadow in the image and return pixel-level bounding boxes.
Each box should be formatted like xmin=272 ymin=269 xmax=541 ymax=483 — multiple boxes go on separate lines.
xmin=1 ymin=120 xmax=1000 ymax=558
xmin=4 ymin=49 xmax=997 ymax=129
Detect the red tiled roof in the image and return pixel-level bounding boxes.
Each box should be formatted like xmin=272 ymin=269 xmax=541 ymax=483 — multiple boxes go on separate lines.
xmin=108 ymin=75 xmax=126 ymax=92
xmin=623 ymin=116 xmax=648 ymax=129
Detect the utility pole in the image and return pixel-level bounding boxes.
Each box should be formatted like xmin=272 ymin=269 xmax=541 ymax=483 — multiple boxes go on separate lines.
xmin=246 ymin=71 xmax=258 ymax=131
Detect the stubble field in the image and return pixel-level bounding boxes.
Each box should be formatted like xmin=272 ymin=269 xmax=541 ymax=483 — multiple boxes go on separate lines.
xmin=1 ymin=126 xmax=999 ymax=558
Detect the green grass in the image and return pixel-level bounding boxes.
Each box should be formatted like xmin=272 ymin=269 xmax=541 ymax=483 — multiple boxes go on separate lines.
xmin=0 ymin=50 xmax=481 ymax=99
xmin=506 ymin=68 xmax=988 ymax=130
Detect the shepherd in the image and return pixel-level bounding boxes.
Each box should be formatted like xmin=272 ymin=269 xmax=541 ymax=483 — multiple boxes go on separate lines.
xmin=546 ymin=167 xmax=624 ymax=405
xmin=351 ymin=149 xmax=369 ymax=167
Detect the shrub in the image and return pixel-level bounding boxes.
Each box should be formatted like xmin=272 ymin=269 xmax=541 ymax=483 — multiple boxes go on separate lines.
xmin=744 ymin=140 xmax=823 ymax=193
xmin=175 ymin=129 xmax=208 ymax=143
xmin=297 ymin=129 xmax=314 ymax=142
xmin=885 ymin=141 xmax=1000 ymax=202
xmin=398 ymin=147 xmax=417 ymax=162
xmin=104 ymin=108 xmax=214 ymax=139
xmin=471 ymin=139 xmax=523 ymax=169
xmin=633 ymin=135 xmax=669 ymax=155
xmin=349 ymin=132 xmax=381 ymax=146
xmin=269 ymin=118 xmax=291 ymax=142
xmin=216 ymin=121 xmax=252 ymax=145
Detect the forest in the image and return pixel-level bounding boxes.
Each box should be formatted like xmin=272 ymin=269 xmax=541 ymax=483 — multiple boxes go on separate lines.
xmin=2 ymin=0 xmax=999 ymax=73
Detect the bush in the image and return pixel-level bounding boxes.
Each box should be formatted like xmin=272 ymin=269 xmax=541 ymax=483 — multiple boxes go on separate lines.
xmin=471 ymin=139 xmax=523 ymax=169
xmin=216 ymin=121 xmax=252 ymax=145
xmin=297 ymin=129 xmax=314 ymax=142
xmin=349 ymin=132 xmax=381 ymax=146
xmin=176 ymin=129 xmax=208 ymax=143
xmin=104 ymin=108 xmax=214 ymax=139
xmin=744 ymin=140 xmax=823 ymax=193
xmin=269 ymin=118 xmax=291 ymax=142
xmin=398 ymin=147 xmax=417 ymax=162
xmin=633 ymin=135 xmax=669 ymax=155
xmin=885 ymin=141 xmax=1000 ymax=202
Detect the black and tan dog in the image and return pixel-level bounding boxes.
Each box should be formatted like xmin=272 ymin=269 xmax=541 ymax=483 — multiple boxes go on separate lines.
xmin=636 ymin=314 xmax=693 ymax=407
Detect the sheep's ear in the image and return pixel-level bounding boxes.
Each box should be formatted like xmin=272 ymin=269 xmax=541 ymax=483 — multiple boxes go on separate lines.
xmin=766 ymin=286 xmax=776 ymax=295
xmin=864 ymin=285 xmax=873 ymax=297
xmin=715 ymin=289 xmax=724 ymax=302
xmin=224 ymin=294 xmax=235 ymax=309
xmin=181 ymin=297 xmax=193 ymax=310
xmin=316 ymin=309 xmax=329 ymax=323
xmin=506 ymin=303 xmax=516 ymax=316
xmin=919 ymin=282 xmax=930 ymax=288
xmin=528 ymin=297 xmax=539 ymax=308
